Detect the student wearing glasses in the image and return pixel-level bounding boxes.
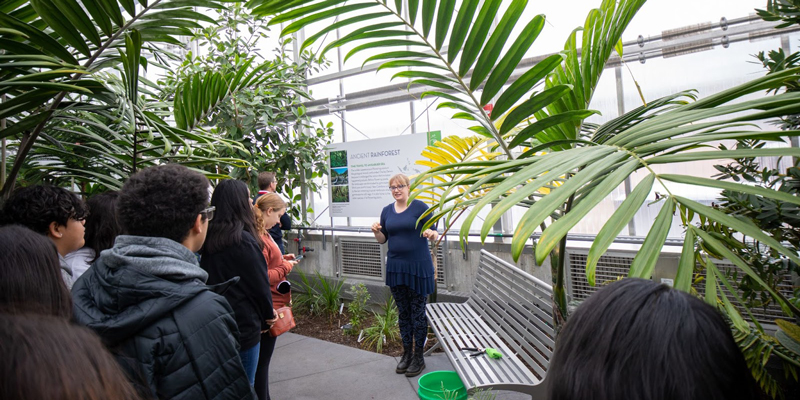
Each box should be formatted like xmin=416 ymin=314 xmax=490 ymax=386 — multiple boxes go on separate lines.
xmin=71 ymin=164 xmax=255 ymax=400
xmin=371 ymin=173 xmax=438 ymax=377
xmin=0 ymin=185 xmax=88 ymax=290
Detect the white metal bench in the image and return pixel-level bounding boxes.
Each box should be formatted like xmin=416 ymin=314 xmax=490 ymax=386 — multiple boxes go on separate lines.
xmin=426 ymin=249 xmax=555 ymax=399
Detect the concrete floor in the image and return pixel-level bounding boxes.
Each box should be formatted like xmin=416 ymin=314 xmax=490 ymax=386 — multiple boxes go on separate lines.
xmin=269 ymin=333 xmax=531 ymax=400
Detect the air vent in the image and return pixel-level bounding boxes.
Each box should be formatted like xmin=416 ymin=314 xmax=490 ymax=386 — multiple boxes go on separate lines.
xmin=568 ymin=253 xmax=633 ymax=301
xmin=431 ymin=243 xmax=445 ymax=285
xmin=694 ymin=262 xmax=795 ymax=325
xmin=339 ymin=238 xmax=383 ymax=278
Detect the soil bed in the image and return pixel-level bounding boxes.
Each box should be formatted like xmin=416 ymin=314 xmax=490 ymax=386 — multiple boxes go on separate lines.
xmin=292 ymin=310 xmax=438 ymax=357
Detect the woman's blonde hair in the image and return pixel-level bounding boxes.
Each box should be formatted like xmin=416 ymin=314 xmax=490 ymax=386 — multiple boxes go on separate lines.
xmin=253 ymin=193 xmax=287 ymax=233
xmin=389 ymin=173 xmax=410 ymax=187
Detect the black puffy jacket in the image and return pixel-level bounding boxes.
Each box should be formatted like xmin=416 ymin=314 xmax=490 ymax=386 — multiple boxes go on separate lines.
xmin=72 ymin=236 xmax=255 ymax=400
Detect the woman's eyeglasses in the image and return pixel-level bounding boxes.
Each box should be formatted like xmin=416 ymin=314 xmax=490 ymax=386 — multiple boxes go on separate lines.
xmin=389 ymin=185 xmax=407 ymax=191
xmin=200 ymin=206 xmax=215 ymax=221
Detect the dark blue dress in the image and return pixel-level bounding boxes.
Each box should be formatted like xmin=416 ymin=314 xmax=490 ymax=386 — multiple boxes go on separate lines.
xmin=380 ymin=199 xmax=436 ymax=296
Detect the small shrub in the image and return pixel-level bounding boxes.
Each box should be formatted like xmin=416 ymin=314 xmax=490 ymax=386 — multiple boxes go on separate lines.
xmin=290 ymin=269 xmax=345 ymax=318
xmin=362 ymin=296 xmax=400 ymax=354
xmin=468 ymin=389 xmax=497 ymax=400
xmin=315 ymin=270 xmax=345 ymax=317
xmin=346 ymin=283 xmax=370 ymax=332
xmin=291 ymin=269 xmax=318 ymax=314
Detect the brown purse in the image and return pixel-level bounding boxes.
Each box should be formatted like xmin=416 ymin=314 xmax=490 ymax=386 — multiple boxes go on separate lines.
xmin=268 ymin=306 xmax=295 ymax=337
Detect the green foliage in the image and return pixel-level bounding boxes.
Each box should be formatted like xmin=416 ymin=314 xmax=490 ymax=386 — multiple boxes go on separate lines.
xmin=0 ymin=0 xmax=249 ymax=198
xmin=290 ymin=269 xmax=317 ymax=313
xmin=331 ymin=186 xmax=349 ymax=202
xmin=159 ymin=4 xmax=333 ymax=221
xmin=468 ymin=389 xmax=497 ymax=400
xmin=247 ymin=0 xmax=602 ymax=158
xmin=757 ymin=0 xmax=800 ymax=28
xmin=289 ymin=269 xmax=345 ymax=318
xmin=731 ymin=321 xmax=800 ymax=400
xmin=330 ymin=150 xmax=347 ymax=168
xmin=362 ymin=296 xmax=400 ymax=354
xmin=346 ymin=283 xmax=371 ymax=332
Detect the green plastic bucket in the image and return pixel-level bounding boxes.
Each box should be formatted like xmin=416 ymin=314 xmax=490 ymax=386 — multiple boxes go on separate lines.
xmin=417 ymin=371 xmax=467 ymax=400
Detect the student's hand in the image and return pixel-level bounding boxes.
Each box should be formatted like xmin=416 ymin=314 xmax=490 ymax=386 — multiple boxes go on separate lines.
xmin=264 ymin=309 xmax=278 ymax=328
xmin=371 ymin=222 xmax=382 ymax=234
xmin=283 ymin=254 xmax=296 ymax=260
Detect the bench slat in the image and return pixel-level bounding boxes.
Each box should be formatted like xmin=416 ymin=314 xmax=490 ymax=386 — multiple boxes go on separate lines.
xmin=479 ymin=255 xmax=554 ymax=301
xmin=477 ymin=257 xmax=553 ymax=316
xmin=470 ymin=288 xmax=551 ymax=377
xmin=428 ymin=303 xmax=501 ymax=386
xmin=428 ymin=302 xmax=535 ymax=385
xmin=473 ymin=262 xmax=555 ymax=338
xmin=427 ymin=303 xmax=539 ymax=388
xmin=426 ymin=250 xmax=553 ymax=398
xmin=474 ymin=278 xmax=555 ymax=358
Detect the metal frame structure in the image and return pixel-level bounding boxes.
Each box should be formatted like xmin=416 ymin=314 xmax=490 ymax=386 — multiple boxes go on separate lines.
xmin=302 ymin=15 xmax=800 ymax=118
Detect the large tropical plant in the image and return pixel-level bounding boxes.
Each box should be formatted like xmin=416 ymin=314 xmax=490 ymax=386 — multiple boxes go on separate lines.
xmin=258 ymin=0 xmax=800 ymax=317
xmin=0 ymin=0 xmax=249 ymax=197
xmin=160 ymin=4 xmax=334 ymax=216
xmin=250 ymin=0 xmax=647 ymax=324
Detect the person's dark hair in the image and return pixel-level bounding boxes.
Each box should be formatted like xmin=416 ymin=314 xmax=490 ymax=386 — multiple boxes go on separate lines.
xmin=203 ymin=179 xmax=263 ymax=254
xmin=0 ymin=185 xmax=88 ymax=234
xmin=0 ymin=225 xmax=72 ymax=318
xmin=0 ymin=314 xmax=141 ymax=400
xmin=257 ymin=171 xmax=276 ymax=190
xmin=117 ymin=164 xmax=210 ymax=243
xmin=84 ymin=191 xmax=122 ymax=262
xmin=548 ymin=278 xmax=758 ymax=400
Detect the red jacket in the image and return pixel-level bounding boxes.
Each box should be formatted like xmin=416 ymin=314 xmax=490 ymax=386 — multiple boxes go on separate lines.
xmin=260 ymin=234 xmax=292 ymax=308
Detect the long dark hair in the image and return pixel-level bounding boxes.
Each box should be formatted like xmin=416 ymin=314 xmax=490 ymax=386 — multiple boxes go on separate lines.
xmin=0 ymin=225 xmax=72 ymax=318
xmin=203 ymin=180 xmax=263 ymax=254
xmin=548 ymin=278 xmax=758 ymax=400
xmin=0 ymin=314 xmax=141 ymax=400
xmin=84 ymin=191 xmax=122 ymax=262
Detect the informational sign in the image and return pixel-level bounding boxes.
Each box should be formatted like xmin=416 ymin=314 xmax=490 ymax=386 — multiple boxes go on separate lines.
xmin=327 ymin=131 xmax=441 ymax=218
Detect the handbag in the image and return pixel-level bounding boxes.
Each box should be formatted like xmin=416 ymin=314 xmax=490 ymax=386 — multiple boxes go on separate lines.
xmin=268 ymin=305 xmax=295 ymax=337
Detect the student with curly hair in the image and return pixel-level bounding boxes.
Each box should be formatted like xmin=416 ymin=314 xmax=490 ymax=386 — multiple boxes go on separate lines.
xmin=72 ymin=164 xmax=255 ymax=400
xmin=547 ymin=278 xmax=758 ymax=400
xmin=64 ymin=191 xmax=122 ymax=279
xmin=0 ymin=225 xmax=72 ymax=319
xmin=201 ymin=179 xmax=276 ymax=387
xmin=0 ymin=185 xmax=88 ymax=289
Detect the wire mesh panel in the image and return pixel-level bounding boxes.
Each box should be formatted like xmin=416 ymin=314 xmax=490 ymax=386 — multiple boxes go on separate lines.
xmin=339 ymin=238 xmax=383 ymax=278
xmin=568 ymin=253 xmax=633 ymax=301
xmin=693 ymin=262 xmax=795 ymax=325
xmin=430 ymin=243 xmax=445 ymax=285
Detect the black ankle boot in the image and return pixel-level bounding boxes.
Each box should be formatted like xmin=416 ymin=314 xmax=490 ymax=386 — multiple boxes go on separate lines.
xmin=396 ymin=346 xmax=413 ymax=374
xmin=404 ymin=349 xmax=425 ymax=377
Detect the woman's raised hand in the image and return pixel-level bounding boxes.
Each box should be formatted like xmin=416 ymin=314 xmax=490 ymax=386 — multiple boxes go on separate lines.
xmin=371 ymin=222 xmax=382 ymax=233
xmin=423 ymin=229 xmax=438 ymax=241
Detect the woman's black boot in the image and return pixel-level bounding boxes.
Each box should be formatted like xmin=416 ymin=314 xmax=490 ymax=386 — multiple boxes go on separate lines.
xmin=404 ymin=349 xmax=425 ymax=377
xmin=396 ymin=346 xmax=413 ymax=374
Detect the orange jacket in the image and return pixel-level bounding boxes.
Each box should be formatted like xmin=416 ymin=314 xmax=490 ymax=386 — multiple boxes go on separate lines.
xmin=260 ymin=234 xmax=292 ymax=308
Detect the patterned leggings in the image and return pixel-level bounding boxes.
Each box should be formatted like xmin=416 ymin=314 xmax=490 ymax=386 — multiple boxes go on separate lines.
xmin=390 ymin=285 xmax=428 ymax=350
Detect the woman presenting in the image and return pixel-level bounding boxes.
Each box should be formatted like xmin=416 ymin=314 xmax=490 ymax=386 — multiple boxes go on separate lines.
xmin=371 ymin=173 xmax=438 ymax=377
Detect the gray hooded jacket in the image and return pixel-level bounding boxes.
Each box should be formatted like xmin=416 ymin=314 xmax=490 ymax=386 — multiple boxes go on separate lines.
xmin=72 ymin=235 xmax=254 ymax=400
